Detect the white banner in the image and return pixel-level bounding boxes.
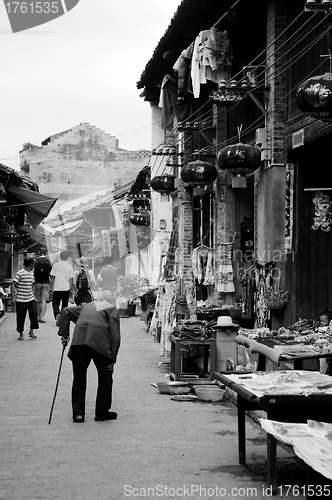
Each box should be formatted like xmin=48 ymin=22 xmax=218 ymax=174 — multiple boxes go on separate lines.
xmin=101 ymin=229 xmax=112 ymax=257
xmin=113 ymin=203 xmax=138 ymax=258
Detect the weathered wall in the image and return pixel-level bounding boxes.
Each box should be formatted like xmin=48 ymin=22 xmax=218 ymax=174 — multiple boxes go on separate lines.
xmin=20 ymin=122 xmax=150 ymax=207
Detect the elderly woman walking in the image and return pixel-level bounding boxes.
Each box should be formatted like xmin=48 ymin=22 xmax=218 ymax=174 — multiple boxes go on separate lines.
xmin=56 ymin=290 xmax=120 ymax=423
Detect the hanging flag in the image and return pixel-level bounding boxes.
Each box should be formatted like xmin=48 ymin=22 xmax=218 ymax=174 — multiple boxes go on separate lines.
xmin=101 ymin=230 xmax=112 ymax=256
xmin=113 ymin=203 xmax=130 ymax=258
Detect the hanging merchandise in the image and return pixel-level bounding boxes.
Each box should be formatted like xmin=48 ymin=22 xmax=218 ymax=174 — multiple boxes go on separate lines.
xmin=240 ymin=217 xmax=254 ymax=257
xmin=254 ymin=262 xmax=275 ymax=328
xmin=158 ymin=280 xmax=178 ymax=359
xmin=217 ymin=240 xmax=235 ymax=293
xmin=192 ymin=244 xmax=214 ymax=286
xmin=311 ymin=191 xmax=332 ymax=232
xmin=239 ymin=265 xmax=257 ymax=320
xmin=163 ymin=218 xmax=179 ymax=280
xmin=176 ymin=278 xmax=188 ymax=318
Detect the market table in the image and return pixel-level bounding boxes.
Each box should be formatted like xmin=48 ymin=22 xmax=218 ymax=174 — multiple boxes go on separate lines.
xmin=213 ymin=370 xmax=332 ymax=495
xmin=170 ymin=335 xmax=216 ymax=380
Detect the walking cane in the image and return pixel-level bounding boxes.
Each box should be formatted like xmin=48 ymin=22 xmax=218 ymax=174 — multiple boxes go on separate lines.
xmin=48 ymin=343 xmax=66 ymax=424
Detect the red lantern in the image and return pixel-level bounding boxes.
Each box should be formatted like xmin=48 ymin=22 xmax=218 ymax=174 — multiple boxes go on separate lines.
xmin=217 ymin=143 xmax=261 ymax=176
xmin=129 ymin=213 xmax=150 ymax=226
xmin=150 ymin=174 xmax=175 ymax=194
xmin=181 ymin=160 xmax=218 ymax=185
xmin=296 ymin=73 xmax=332 ymax=120
xmin=1 ymin=228 xmax=20 ymax=243
xmin=13 ymin=241 xmax=24 ymax=252
xmin=18 ymin=230 xmax=29 ymax=241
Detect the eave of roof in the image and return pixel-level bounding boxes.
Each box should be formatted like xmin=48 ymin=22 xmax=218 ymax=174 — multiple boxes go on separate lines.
xmin=137 ymin=0 xmax=229 ymax=91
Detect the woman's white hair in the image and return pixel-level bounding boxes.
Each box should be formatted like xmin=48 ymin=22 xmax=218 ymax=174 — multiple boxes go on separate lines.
xmin=97 ymin=290 xmax=116 ymax=305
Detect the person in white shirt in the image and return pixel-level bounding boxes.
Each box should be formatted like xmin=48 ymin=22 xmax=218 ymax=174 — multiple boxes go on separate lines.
xmin=50 ymin=250 xmax=75 ymax=323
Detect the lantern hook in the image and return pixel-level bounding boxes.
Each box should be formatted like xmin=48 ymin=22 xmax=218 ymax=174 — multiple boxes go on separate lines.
xmin=237 ymin=124 xmax=243 ymax=143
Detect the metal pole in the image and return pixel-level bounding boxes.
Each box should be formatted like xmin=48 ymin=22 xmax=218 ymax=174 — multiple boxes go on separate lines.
xmin=48 ymin=344 xmax=66 ymax=424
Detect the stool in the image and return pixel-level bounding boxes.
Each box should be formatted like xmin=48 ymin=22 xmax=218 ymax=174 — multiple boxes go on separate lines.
xmin=170 ymin=335 xmax=216 ymax=381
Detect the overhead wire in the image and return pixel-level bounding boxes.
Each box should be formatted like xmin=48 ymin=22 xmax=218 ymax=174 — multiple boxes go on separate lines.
xmin=195 ymin=23 xmax=332 ymax=155
xmin=145 ymin=9 xmax=330 ymax=182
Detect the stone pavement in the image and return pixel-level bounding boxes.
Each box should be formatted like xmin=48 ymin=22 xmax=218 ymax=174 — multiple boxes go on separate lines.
xmin=0 ymin=307 xmax=307 ymax=500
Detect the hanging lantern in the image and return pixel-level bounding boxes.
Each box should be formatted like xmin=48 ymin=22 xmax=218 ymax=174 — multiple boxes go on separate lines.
xmin=181 ymin=160 xmax=218 ymax=185
xmin=150 ymin=174 xmax=175 ymax=194
xmin=18 ymin=230 xmax=30 ymax=241
xmin=13 ymin=241 xmax=24 ymax=252
xmin=295 ymin=73 xmax=332 ymax=120
xmin=129 ymin=213 xmax=150 ymax=226
xmin=6 ymin=207 xmax=20 ymax=225
xmin=1 ymin=228 xmax=20 ymax=243
xmin=217 ymin=143 xmax=261 ymax=188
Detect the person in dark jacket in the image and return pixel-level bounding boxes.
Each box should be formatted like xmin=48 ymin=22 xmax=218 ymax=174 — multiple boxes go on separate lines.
xmin=57 ymin=290 xmax=121 ymax=423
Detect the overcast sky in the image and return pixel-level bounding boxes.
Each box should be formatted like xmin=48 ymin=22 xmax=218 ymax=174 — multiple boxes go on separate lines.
xmin=0 ymin=0 xmax=182 ymax=170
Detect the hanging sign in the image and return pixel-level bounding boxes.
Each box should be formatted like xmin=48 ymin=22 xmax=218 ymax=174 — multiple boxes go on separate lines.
xmin=100 ymin=230 xmax=112 ymax=257
xmin=113 ymin=203 xmax=138 ymax=258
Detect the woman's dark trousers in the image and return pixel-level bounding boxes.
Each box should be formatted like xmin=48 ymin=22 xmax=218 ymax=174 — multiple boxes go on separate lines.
xmin=70 ymin=345 xmax=113 ymax=418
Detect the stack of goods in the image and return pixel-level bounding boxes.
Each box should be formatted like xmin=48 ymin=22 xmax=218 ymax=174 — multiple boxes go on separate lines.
xmin=173 ymin=319 xmax=213 ymax=341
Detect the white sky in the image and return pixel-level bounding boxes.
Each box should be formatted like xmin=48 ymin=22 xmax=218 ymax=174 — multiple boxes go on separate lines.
xmin=0 ymin=0 xmax=182 ymax=170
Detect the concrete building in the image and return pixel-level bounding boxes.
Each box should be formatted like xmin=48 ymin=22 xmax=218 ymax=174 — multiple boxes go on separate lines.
xmin=19 ymin=122 xmax=150 ymax=208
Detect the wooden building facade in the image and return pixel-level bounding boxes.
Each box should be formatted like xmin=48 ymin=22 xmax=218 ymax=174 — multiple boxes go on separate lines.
xmin=138 ymin=0 xmax=332 ymax=328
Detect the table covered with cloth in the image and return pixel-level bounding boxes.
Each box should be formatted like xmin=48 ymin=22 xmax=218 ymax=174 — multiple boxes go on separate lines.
xmin=213 ymin=370 xmax=332 ymax=495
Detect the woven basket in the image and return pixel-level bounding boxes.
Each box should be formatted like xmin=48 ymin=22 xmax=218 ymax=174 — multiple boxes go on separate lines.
xmin=265 ymin=287 xmax=289 ymax=310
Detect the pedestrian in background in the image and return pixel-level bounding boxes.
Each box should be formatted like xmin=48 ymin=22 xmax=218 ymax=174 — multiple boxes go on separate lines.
xmin=57 ymin=290 xmax=121 ymax=423
xmin=12 ymin=256 xmax=38 ymax=340
xmin=74 ymin=256 xmax=95 ymax=305
xmin=34 ymin=246 xmax=52 ymax=323
xmin=98 ymin=256 xmax=118 ymax=295
xmin=50 ymin=250 xmax=75 ymax=324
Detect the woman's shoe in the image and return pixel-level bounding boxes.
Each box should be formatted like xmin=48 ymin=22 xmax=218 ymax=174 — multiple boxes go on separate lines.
xmin=29 ymin=331 xmax=37 ymax=339
xmin=17 ymin=334 xmax=24 ymax=340
xmin=73 ymin=415 xmax=85 ymax=423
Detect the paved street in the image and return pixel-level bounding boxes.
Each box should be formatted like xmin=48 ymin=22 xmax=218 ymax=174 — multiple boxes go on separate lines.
xmin=0 ymin=307 xmax=307 ymax=500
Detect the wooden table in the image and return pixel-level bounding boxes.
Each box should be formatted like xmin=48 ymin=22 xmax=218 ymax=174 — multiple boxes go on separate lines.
xmin=170 ymin=335 xmax=216 ymax=381
xmin=213 ymin=371 xmax=332 ymax=495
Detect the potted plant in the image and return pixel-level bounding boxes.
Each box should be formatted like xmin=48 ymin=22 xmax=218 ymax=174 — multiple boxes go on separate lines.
xmin=117 ymin=274 xmax=148 ymax=316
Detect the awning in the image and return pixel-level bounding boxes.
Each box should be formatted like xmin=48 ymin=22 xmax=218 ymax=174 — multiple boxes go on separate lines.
xmin=51 ymin=219 xmax=84 ymax=237
xmin=8 ymin=185 xmax=57 ymax=228
xmin=22 ymin=224 xmax=61 ymax=253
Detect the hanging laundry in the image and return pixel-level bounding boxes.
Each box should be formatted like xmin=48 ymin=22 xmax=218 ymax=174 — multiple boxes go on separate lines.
xmin=158 ymin=74 xmax=192 ymax=131
xmin=173 ymin=41 xmax=195 ymax=105
xmin=191 ymin=28 xmax=233 ymax=98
